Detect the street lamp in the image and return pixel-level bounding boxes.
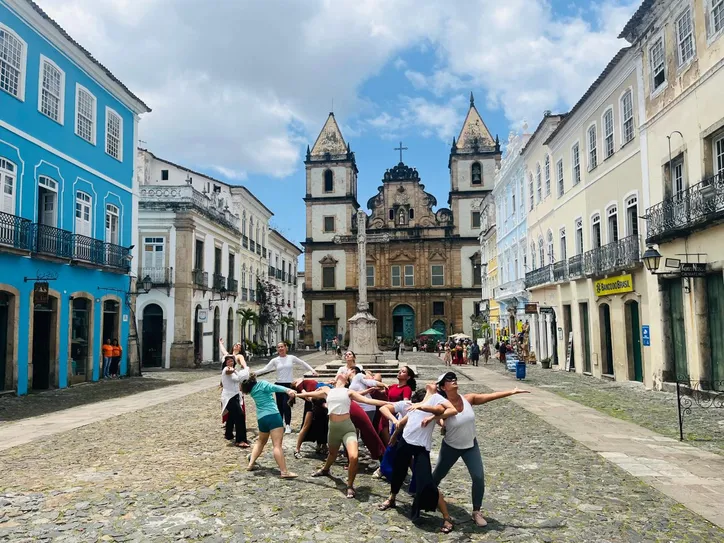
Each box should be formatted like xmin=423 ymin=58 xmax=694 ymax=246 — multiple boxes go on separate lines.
xmin=208 ymin=287 xmax=228 ymax=309
xmin=140 ymin=275 xmax=153 ymax=294
xmin=642 ymin=245 xmax=663 ymax=274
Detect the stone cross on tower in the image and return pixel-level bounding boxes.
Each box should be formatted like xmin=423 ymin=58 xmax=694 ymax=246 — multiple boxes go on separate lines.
xmin=333 ymin=209 xmax=389 ymax=361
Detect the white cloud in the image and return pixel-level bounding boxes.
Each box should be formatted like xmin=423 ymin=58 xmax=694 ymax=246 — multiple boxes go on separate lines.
xmin=38 ymin=0 xmax=638 ymax=178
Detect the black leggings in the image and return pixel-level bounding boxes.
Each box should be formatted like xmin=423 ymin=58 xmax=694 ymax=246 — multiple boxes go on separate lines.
xmin=390 ymin=438 xmax=439 ymax=517
xmin=275 ymin=382 xmax=292 ymax=425
xmin=225 ymin=395 xmax=247 ymax=443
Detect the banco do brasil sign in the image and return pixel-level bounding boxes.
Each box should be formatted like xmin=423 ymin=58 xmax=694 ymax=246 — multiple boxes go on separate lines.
xmin=594 ymin=273 xmax=634 ymax=297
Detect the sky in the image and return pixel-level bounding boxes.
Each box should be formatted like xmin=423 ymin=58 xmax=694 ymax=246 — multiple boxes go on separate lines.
xmin=40 ymin=0 xmax=640 ymax=255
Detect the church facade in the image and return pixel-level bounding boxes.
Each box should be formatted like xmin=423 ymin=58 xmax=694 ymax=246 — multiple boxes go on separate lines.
xmin=302 ymin=96 xmax=500 ymax=347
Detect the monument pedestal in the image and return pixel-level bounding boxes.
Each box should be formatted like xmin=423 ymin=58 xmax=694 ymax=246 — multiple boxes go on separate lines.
xmin=347 ymin=311 xmax=382 ymax=364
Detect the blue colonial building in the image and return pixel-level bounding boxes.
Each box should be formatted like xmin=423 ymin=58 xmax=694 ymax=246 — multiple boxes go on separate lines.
xmin=0 ymin=0 xmax=150 ymax=394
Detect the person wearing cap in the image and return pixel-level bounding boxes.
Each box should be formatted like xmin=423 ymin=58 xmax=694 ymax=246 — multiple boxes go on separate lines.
xmin=377 ymin=378 xmax=458 ymax=534
xmin=432 ymin=370 xmax=529 ymax=527
xmin=220 ymin=354 xmax=250 ymax=448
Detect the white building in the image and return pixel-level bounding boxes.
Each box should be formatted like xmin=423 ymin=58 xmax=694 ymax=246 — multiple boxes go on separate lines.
xmin=135 ymin=149 xmax=272 ymax=368
xmin=296 ymin=270 xmax=306 ymax=347
xmin=266 ymin=229 xmax=302 ymax=347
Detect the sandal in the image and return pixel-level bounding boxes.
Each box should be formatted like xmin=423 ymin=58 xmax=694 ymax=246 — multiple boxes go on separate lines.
xmin=311 ymin=468 xmax=330 ymax=477
xmin=280 ymin=471 xmax=298 ymax=479
xmin=294 ymin=451 xmax=303 ymax=459
xmin=472 ymin=511 xmax=488 ymax=527
xmin=378 ymin=498 xmax=396 ymax=511
xmin=441 ymin=517 xmax=454 ymax=534
xmin=236 ymin=442 xmax=250 ymax=448
xmin=346 ymin=487 xmax=356 ymax=499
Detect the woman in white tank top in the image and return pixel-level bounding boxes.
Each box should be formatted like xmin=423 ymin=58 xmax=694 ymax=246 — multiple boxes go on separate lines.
xmin=296 ymin=370 xmax=393 ymax=499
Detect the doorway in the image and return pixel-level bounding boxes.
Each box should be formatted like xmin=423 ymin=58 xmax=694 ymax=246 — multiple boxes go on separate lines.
xmin=579 ymin=302 xmax=591 ymax=373
xmin=706 ymin=275 xmax=724 ymax=389
xmin=626 ymin=301 xmax=643 ymax=382
xmin=664 ymin=279 xmax=688 ymax=380
xmin=322 ymin=325 xmax=336 ymax=348
xmin=213 ymin=307 xmax=221 ymax=362
xmin=194 ymin=305 xmax=203 ymax=363
xmin=432 ymin=319 xmax=446 ymax=335
xmin=32 ymin=296 xmax=57 ymax=390
xmin=392 ymin=304 xmax=415 ymax=341
xmin=142 ymin=303 xmax=164 ymax=368
xmin=0 ymin=292 xmax=10 ymax=390
xmin=102 ymin=299 xmax=120 ymax=348
xmin=70 ymin=298 xmax=91 ymax=384
xmin=563 ymin=304 xmax=573 ymax=370
xmin=227 ymin=307 xmax=234 ymax=346
xmin=599 ymin=303 xmax=614 ymax=376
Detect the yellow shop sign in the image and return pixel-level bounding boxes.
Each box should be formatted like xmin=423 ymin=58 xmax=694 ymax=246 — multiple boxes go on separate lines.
xmin=594 ymin=274 xmax=634 ymax=297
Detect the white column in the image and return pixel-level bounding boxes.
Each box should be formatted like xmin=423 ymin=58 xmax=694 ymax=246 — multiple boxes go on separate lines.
xmin=530 ymin=314 xmax=538 ymax=358
xmin=539 ymin=315 xmax=547 ymax=360
xmin=546 ymin=314 xmax=554 ymax=361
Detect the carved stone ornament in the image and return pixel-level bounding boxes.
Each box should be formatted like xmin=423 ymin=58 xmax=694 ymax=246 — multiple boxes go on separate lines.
xmin=384 ymin=162 xmax=419 ymax=182
xmin=319 ymin=254 xmax=338 ymax=266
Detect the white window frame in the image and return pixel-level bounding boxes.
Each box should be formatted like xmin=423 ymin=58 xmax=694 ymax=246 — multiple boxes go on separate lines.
xmin=547 ymin=230 xmax=554 ymax=264
xmin=587 ymin=123 xmax=598 ymax=171
xmin=0 ymin=24 xmax=27 ymax=101
xmin=538 ymin=237 xmax=545 ymax=268
xmin=391 ymin=265 xmax=401 ymax=287
xmin=404 ymin=264 xmax=414 ymax=287
xmin=37 ymin=55 xmax=65 ymax=124
xmin=544 ymin=155 xmax=551 ymax=196
xmin=75 ymin=84 xmax=97 ymax=144
xmin=0 ymin=157 xmax=17 ymax=215
xmin=624 ymin=193 xmax=639 ymax=238
xmin=649 ymin=34 xmax=667 ymax=95
xmin=575 ymin=217 xmax=584 ymax=254
xmin=471 ymin=210 xmax=481 ymax=229
xmin=571 ymin=142 xmax=581 ymax=185
xmin=602 ymin=108 xmax=614 ymax=159
xmin=105 ymin=203 xmax=119 ymax=244
xmin=606 ymin=204 xmax=619 ymax=243
xmin=620 ymin=88 xmax=634 ymax=145
xmin=105 ymin=106 xmax=123 ymax=161
xmin=431 ymin=264 xmax=444 ymax=286
xmin=714 ymin=134 xmax=724 ymax=176
xmin=366 ymin=264 xmax=375 ymax=287
xmin=556 ymin=159 xmax=564 ymax=197
xmin=591 ymin=212 xmax=602 ymax=249
xmin=75 ymin=190 xmax=93 ymax=237
xmin=709 ymin=0 xmax=724 ymax=40
xmin=536 ymin=163 xmax=542 ymax=202
xmin=676 ymin=7 xmax=696 ymax=68
xmin=530 ymin=243 xmax=537 ymax=270
xmin=559 ymin=227 xmax=567 ymax=261
xmin=323 ymin=215 xmax=335 ymax=233
xmin=528 ymin=173 xmax=534 ymax=210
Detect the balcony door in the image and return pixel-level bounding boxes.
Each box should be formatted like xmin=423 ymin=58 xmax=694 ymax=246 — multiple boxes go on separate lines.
xmin=105 ymin=204 xmax=119 ymax=245
xmin=0 ymin=158 xmax=16 ymax=215
xmin=143 ymin=237 xmax=165 ymax=283
xmin=75 ymin=191 xmax=92 ymax=237
xmin=38 ymin=177 xmax=58 ymax=227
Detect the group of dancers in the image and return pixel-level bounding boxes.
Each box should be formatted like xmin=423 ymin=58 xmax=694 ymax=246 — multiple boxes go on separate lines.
xmin=219 ymin=339 xmax=529 ymax=534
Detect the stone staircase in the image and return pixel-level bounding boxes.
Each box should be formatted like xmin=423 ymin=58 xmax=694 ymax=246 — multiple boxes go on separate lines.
xmin=309 ymin=359 xmax=405 ymax=380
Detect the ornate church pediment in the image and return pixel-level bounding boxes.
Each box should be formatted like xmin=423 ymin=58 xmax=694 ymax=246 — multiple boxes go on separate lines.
xmin=319 ymin=254 xmax=338 ymax=266
xmin=389 ymin=250 xmax=415 ymax=262
xmin=384 ymin=162 xmax=419 ymax=182
xmin=429 ymin=249 xmax=447 ymax=262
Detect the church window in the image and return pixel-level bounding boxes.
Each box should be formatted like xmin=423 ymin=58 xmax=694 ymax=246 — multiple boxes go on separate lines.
xmin=324 ymin=170 xmax=334 ymax=192
xmin=323 ymin=216 xmax=335 ymax=233
xmin=389 ymin=209 xmax=394 ymax=220
xmin=322 ymin=266 xmax=335 ymax=288
xmin=323 ymin=304 xmax=336 ymax=319
xmin=398 ymin=208 xmax=406 ymax=225
xmin=404 ymin=265 xmax=414 ymax=286
xmin=431 ymin=265 xmax=444 ymax=286
xmin=471 ymin=211 xmax=481 ymax=229
xmin=471 ymin=162 xmax=482 ymax=185
xmin=409 ymin=208 xmax=414 ymax=220
xmin=161 ymin=169 xmax=169 ymax=181
xmin=391 ymin=265 xmax=401 ymax=287
xmin=433 ymin=301 xmax=445 ymax=315
xmin=366 ymin=265 xmax=375 ymax=287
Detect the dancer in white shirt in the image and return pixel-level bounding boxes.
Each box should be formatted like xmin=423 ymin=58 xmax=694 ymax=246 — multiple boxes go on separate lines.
xmin=258 ymin=342 xmax=318 ymax=433
xmin=220 ymin=355 xmax=250 ymax=447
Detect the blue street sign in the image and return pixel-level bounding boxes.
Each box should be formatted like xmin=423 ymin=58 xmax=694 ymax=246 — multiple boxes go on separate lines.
xmin=642 ymin=325 xmax=650 ymax=346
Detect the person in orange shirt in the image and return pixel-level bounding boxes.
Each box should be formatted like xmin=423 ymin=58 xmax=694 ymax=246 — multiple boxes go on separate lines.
xmin=110 ymin=339 xmax=122 ymax=378
xmin=102 ymin=339 xmax=113 ymax=379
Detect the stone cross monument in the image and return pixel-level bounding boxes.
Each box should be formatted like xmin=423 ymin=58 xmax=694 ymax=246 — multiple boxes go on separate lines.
xmin=334 ymin=210 xmax=389 ymax=362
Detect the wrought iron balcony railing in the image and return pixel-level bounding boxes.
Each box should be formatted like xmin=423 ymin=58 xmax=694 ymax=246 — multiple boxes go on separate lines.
xmin=0 ymin=211 xmax=32 ymax=250
xmin=141 ymin=267 xmax=173 ymax=285
xmin=249 ymin=289 xmax=256 ymax=302
xmin=646 ymin=172 xmax=724 ymax=242
xmin=228 ymin=278 xmax=238 ymax=293
xmin=250 ymin=240 xmax=256 ymax=252
xmin=241 ymin=288 xmax=248 ymax=301
xmin=192 ymin=268 xmax=208 ymax=289
xmin=568 ymin=254 xmax=583 ymax=278
xmin=268 ymin=266 xmax=275 ymax=278
xmin=33 ymin=223 xmax=73 ymax=259
xmin=242 ymin=235 xmax=249 ymax=249
xmin=583 ymin=235 xmax=640 ymax=277
xmin=256 ymin=244 xmax=261 ymax=256
xmin=212 ymin=273 xmax=226 ymax=291
xmin=525 ymin=265 xmax=553 ymax=288
xmin=262 ymin=247 xmax=267 ymax=258
xmin=553 ymin=260 xmax=568 ymax=282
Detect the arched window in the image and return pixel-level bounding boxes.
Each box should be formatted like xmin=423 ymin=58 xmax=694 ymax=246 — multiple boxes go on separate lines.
xmin=409 ymin=208 xmax=415 ymax=220
xmin=471 ymin=162 xmax=482 ymax=185
xmin=538 ymin=237 xmax=545 ymax=268
xmin=547 ymin=230 xmax=554 ymax=264
xmin=528 ymin=173 xmax=534 ymax=211
xmin=1 ymin=157 xmax=17 ymax=214
xmin=544 ymin=155 xmax=551 ymax=196
xmin=588 ymin=124 xmax=598 ymax=170
xmin=591 ymin=213 xmax=602 ymax=248
xmin=603 ymin=108 xmax=614 ymax=158
xmin=324 ymin=170 xmax=334 ymax=192
xmin=38 ymin=175 xmax=58 ymax=227
xmin=531 ymin=242 xmax=537 ymax=270
xmin=536 ymin=164 xmax=542 ymax=202
xmin=242 ymin=210 xmax=246 ymax=235
xmin=607 ymin=205 xmax=619 ymax=243
xmin=626 ymin=195 xmax=639 ymax=238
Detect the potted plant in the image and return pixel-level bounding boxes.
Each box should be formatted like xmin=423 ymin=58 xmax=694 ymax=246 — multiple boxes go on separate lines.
xmin=541 ymin=357 xmax=552 ymax=369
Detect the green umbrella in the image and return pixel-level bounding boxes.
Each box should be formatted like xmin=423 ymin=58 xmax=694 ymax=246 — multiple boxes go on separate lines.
xmin=420 ymin=328 xmax=444 ymax=337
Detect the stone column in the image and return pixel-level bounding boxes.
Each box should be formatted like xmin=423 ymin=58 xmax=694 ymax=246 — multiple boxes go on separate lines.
xmin=170 ymin=215 xmax=195 ymax=367
xmin=546 ymin=313 xmax=554 ymax=362
xmin=530 ymin=314 xmax=538 ymax=360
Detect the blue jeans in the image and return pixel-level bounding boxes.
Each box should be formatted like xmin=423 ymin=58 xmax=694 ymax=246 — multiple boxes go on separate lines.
xmin=103 ymin=357 xmax=112 ymax=378
xmin=432 ymin=439 xmax=485 ymax=511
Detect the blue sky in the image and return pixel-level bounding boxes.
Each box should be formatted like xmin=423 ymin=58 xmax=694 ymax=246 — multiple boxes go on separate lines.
xmin=41 ymin=0 xmax=640 ymax=257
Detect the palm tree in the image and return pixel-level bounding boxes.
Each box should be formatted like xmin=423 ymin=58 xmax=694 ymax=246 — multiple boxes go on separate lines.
xmin=237 ymin=308 xmax=258 ymax=344
xmin=280 ymin=315 xmax=295 ymax=343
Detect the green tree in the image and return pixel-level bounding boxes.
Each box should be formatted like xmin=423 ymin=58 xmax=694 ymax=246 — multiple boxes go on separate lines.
xmin=280 ymin=315 xmax=295 ymax=342
xmin=237 ymin=308 xmax=258 ymax=343
xmin=256 ymin=278 xmax=282 ymax=345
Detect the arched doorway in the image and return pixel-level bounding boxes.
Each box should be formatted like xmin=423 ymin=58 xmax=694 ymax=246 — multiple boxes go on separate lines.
xmin=392 ymin=304 xmax=415 ymax=341
xmin=32 ymin=294 xmax=58 ymax=390
xmin=599 ymin=303 xmax=614 ymax=376
xmin=102 ymin=299 xmax=120 ymax=348
xmin=432 ymin=319 xmax=446 ymax=335
xmin=213 ymin=307 xmax=221 ymax=362
xmin=0 ymin=292 xmax=11 ymax=391
xmin=69 ymin=298 xmax=91 ymax=384
xmin=625 ymin=300 xmax=643 ymax=382
xmin=142 ymin=304 xmax=164 ymax=368
xmin=227 ymin=307 xmax=234 ymax=346
xmin=193 ymin=305 xmax=203 ymax=363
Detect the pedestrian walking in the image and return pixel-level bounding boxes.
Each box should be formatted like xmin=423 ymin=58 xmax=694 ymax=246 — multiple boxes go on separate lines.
xmin=443 ymin=345 xmax=452 ymax=366
xmin=432 ymin=371 xmax=529 ymax=527
xmin=241 ymin=373 xmax=298 ymax=478
xmin=482 ymin=341 xmax=490 ymax=365
xmin=470 ymin=342 xmax=480 ymax=366
xmin=110 ymin=339 xmax=122 ymax=378
xmin=102 ymin=339 xmax=113 ymax=379
xmin=221 ymin=355 xmax=250 ymax=448
xmin=257 ymin=342 xmax=318 ymax=434
xmin=498 ymin=341 xmax=507 ymax=364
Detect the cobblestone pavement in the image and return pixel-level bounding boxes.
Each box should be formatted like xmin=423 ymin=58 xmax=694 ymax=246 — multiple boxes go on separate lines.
xmin=2 ymin=353 xmax=723 ymax=542
xmin=476 ymin=357 xmax=724 ymax=456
